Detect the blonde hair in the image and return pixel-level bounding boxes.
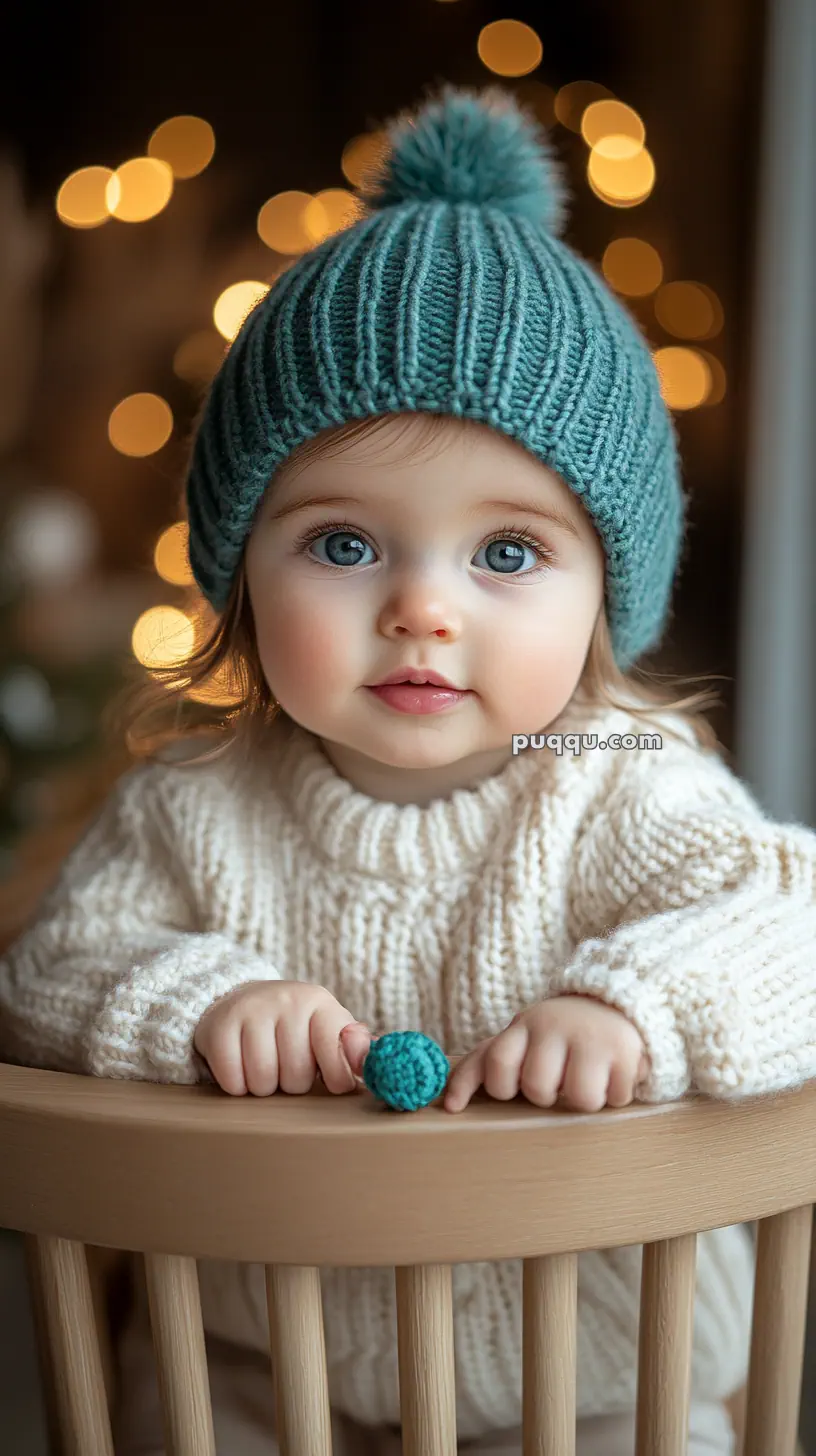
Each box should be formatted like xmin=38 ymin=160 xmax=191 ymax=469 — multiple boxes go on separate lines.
xmin=102 ymin=413 xmax=725 ymax=767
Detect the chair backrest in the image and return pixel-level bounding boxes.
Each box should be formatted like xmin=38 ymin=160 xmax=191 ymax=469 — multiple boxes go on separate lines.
xmin=1 ymin=1062 xmax=814 ymax=1456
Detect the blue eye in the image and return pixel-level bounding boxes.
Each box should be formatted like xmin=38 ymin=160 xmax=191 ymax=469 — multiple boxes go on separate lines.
xmin=308 ymin=530 xmax=377 ymax=568
xmin=473 ymin=537 xmax=541 ymax=575
xmin=292 ymin=520 xmax=553 ymax=576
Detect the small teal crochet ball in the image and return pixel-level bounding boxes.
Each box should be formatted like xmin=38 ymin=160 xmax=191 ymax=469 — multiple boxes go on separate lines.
xmin=363 ymin=1032 xmax=449 ymax=1111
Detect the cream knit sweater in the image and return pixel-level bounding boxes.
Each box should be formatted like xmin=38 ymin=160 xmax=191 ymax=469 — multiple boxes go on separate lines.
xmin=2 ymin=702 xmax=816 ymax=1436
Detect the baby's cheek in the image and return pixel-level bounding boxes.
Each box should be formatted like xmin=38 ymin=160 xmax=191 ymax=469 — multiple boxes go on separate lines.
xmin=257 ymin=597 xmax=350 ymax=696
xmin=496 ymin=626 xmax=579 ymax=714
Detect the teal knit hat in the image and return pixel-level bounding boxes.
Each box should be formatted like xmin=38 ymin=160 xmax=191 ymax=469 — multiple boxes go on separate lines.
xmin=186 ymin=85 xmax=686 ymax=670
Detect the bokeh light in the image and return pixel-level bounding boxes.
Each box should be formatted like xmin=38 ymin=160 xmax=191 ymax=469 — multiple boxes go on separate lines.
xmin=340 ymin=132 xmax=390 ymax=188
xmin=108 ymin=394 xmax=174 ymax=456
xmin=477 ymin=20 xmax=543 ymax=77
xmin=587 ymin=146 xmax=655 ymax=206
xmin=602 ymin=238 xmax=663 ymax=296
xmin=148 ymin=116 xmax=216 ymax=179
xmin=653 ymin=347 xmax=712 ymax=410
xmin=304 ymin=188 xmax=362 ymax=243
xmin=106 ymin=158 xmax=174 ymax=222
xmin=257 ymin=191 xmax=320 ymax=254
xmin=696 ymin=350 xmax=727 ymax=406
xmin=654 ymin=281 xmax=724 ymax=339
xmin=173 ymin=330 xmax=228 ymax=386
xmin=554 ymin=81 xmax=615 ymax=132
xmin=154 ymin=522 xmax=195 ymax=587
xmin=132 ymin=606 xmax=196 ymax=669
xmin=56 ymin=167 xmax=115 ymax=229
xmin=581 ymin=100 xmax=645 ymax=153
xmin=213 ymin=281 xmax=270 ymax=342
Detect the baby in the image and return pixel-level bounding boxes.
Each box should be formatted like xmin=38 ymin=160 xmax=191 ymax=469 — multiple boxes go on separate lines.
xmin=2 ymin=86 xmax=816 ymax=1456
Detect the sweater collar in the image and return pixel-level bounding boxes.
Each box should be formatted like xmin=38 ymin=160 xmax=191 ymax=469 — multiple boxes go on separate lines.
xmin=260 ymin=705 xmax=617 ymax=884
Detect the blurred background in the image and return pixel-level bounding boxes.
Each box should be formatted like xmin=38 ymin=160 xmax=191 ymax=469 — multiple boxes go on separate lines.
xmin=0 ymin=0 xmax=814 ymax=1449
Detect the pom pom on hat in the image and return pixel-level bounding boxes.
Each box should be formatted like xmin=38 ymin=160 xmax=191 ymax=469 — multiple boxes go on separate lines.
xmin=363 ymin=1031 xmax=449 ymax=1111
xmin=358 ymin=84 xmax=571 ymax=237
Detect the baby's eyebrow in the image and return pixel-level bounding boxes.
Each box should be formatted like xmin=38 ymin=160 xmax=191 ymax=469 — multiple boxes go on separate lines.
xmin=265 ymin=492 xmax=583 ymax=541
xmin=266 ymin=494 xmax=362 ymax=523
xmin=470 ymin=499 xmax=583 ymax=541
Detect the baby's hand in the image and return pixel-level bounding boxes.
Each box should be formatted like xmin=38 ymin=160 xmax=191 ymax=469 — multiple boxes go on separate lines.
xmin=193 ymin=980 xmax=369 ymax=1097
xmin=444 ymin=995 xmax=649 ymax=1114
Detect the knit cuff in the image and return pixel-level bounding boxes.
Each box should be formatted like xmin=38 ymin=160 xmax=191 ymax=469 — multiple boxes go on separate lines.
xmin=546 ymin=946 xmax=690 ymax=1103
xmin=85 ymin=933 xmax=280 ymax=1083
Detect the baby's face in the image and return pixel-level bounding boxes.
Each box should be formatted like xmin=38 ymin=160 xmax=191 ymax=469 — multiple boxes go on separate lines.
xmin=244 ymin=415 xmax=604 ymax=800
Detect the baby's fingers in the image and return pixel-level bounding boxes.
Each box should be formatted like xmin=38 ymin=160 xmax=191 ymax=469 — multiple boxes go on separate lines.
xmin=337 ymin=1021 xmax=373 ymax=1087
xmin=240 ymin=1017 xmax=280 ymax=1097
xmin=483 ymin=1021 xmax=529 ymax=1102
xmin=560 ymin=1045 xmax=612 ymax=1112
xmin=313 ymin=1011 xmax=366 ymax=1093
xmin=203 ymin=1025 xmax=248 ymax=1096
xmin=518 ymin=1034 xmax=568 ymax=1108
xmin=444 ymin=1042 xmax=490 ymax=1112
xmin=606 ymin=1050 xmax=648 ymax=1108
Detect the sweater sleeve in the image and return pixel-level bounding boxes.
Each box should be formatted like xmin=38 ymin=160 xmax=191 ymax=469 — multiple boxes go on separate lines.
xmin=0 ymin=763 xmax=281 ymax=1083
xmin=551 ymin=753 xmax=816 ymax=1103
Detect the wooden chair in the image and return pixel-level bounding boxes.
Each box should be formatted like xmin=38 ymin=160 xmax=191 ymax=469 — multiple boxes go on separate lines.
xmin=0 ymin=1062 xmax=813 ymax=1456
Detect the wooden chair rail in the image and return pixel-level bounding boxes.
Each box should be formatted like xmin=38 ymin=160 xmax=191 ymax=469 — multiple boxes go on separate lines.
xmin=3 ymin=1065 xmax=815 ymax=1456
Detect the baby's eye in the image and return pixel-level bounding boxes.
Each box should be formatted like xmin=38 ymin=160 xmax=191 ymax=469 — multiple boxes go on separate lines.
xmin=308 ymin=531 xmax=376 ymax=568
xmin=297 ymin=525 xmax=551 ymax=575
xmin=473 ymin=536 xmax=544 ymax=575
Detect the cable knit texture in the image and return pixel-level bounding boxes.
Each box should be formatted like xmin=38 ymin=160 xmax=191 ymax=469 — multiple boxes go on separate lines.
xmin=2 ymin=702 xmax=815 ymax=1434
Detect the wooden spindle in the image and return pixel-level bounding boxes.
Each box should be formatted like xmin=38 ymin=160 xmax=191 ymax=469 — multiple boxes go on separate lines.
xmin=24 ymin=1234 xmax=114 ymax=1455
xmin=522 ymin=1253 xmax=578 ymax=1456
xmin=635 ymin=1233 xmax=697 ymax=1456
xmin=266 ymin=1264 xmax=332 ymax=1456
xmin=143 ymin=1252 xmax=216 ymax=1455
xmin=395 ymin=1264 xmax=457 ymax=1456
xmin=744 ymin=1205 xmax=813 ymax=1456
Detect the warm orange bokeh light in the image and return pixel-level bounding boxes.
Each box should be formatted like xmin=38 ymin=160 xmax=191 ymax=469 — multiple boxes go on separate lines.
xmin=581 ymin=100 xmax=645 ymax=152
xmin=56 ymin=167 xmax=115 ymax=228
xmin=154 ymin=522 xmax=195 ymax=587
xmin=587 ymin=146 xmax=655 ymax=206
xmin=303 ymin=189 xmax=362 ymax=243
xmin=653 ymin=347 xmax=712 ymax=410
xmin=108 ymin=394 xmax=174 ymax=456
xmin=213 ymin=282 xmax=270 ymax=342
xmin=602 ymin=238 xmax=663 ymax=297
xmin=257 ymin=191 xmax=320 ymax=254
xmin=148 ymin=116 xmax=216 ymax=180
xmin=132 ymin=606 xmax=196 ymax=669
xmin=696 ymin=350 xmax=727 ymax=406
xmin=554 ymin=81 xmax=615 ymax=133
xmin=340 ymin=132 xmax=390 ymax=188
xmin=106 ymin=158 xmax=174 ymax=222
xmin=655 ymin=281 xmax=724 ymax=340
xmin=477 ymin=20 xmax=543 ymax=77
